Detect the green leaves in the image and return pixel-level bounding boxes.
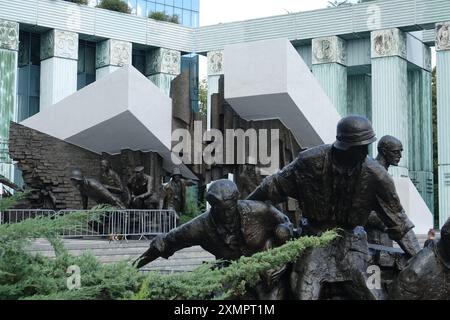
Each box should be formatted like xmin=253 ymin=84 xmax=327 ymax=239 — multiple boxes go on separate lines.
xmin=0 ymin=205 xmax=142 ymax=300
xmin=0 ymin=191 xmax=28 ymax=211
xmin=134 ymin=230 xmax=339 ymax=300
xmin=0 ymin=202 xmax=338 ymax=300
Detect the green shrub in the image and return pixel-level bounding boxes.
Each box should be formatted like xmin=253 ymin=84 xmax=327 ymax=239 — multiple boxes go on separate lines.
xmin=149 ymin=11 xmax=180 ymax=24
xmin=133 ymin=230 xmax=339 ymax=300
xmin=0 ymin=191 xmax=27 ymax=211
xmin=97 ymin=0 xmax=131 ymax=14
xmin=0 ymin=193 xmax=338 ymax=300
xmin=0 ymin=204 xmax=144 ymax=300
xmin=180 ymin=197 xmax=205 ymax=225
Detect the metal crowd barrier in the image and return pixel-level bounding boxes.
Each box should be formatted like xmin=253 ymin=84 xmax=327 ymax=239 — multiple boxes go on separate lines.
xmin=0 ymin=209 xmax=178 ymax=240
xmin=0 ymin=209 xmax=57 ymax=224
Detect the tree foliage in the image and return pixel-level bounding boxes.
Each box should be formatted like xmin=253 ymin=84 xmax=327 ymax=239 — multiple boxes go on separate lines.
xmin=1 ymin=195 xmax=338 ymax=300
xmin=133 ymin=230 xmax=339 ymax=300
xmin=97 ymin=0 xmax=131 ymax=14
xmin=432 ymin=67 xmax=439 ymax=228
xmin=0 ymin=201 xmax=142 ymax=300
xmin=149 ymin=11 xmax=180 ymax=24
xmin=198 ymin=78 xmax=208 ymax=116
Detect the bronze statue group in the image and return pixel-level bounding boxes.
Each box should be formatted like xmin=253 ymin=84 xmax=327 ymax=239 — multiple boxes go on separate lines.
xmin=69 ymin=163 xmax=190 ymax=219
xmin=133 ymin=115 xmax=450 ymax=300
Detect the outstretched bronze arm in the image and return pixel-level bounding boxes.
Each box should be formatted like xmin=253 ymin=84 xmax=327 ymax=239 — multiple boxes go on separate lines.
xmin=133 ymin=216 xmax=206 ymax=268
xmin=133 ymin=239 xmax=163 ymax=268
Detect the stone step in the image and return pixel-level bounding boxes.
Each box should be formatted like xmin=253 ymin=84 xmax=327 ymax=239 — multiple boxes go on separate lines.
xmin=28 ymin=239 xmax=215 ymax=272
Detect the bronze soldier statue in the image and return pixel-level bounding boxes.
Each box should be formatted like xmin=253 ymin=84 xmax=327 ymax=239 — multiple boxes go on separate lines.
xmin=390 ymin=217 xmax=450 ymax=299
xmin=366 ymin=135 xmax=420 ymax=249
xmin=99 ymin=160 xmax=124 ymax=195
xmin=39 ymin=186 xmax=57 ymax=210
xmin=127 ymin=166 xmax=153 ymax=209
xmin=99 ymin=159 xmax=129 ymax=206
xmin=134 ymin=179 xmax=294 ymax=299
xmin=162 ymin=167 xmax=195 ymax=217
xmin=375 ymin=135 xmax=403 ymax=170
xmin=70 ymin=169 xmax=126 ymax=210
xmin=247 ymin=115 xmax=419 ymax=299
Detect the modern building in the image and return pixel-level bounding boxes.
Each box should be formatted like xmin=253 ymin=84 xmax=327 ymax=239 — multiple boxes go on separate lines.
xmin=0 ymin=0 xmax=450 ymax=227
xmin=88 ymin=0 xmax=200 ymax=27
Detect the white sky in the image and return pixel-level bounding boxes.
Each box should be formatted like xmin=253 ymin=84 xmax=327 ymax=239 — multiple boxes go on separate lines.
xmin=200 ymin=0 xmax=331 ymax=26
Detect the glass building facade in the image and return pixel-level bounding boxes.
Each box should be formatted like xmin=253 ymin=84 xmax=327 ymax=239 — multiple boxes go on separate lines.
xmin=88 ymin=0 xmax=199 ymax=27
xmin=17 ymin=32 xmax=41 ymax=122
xmin=17 ymin=1 xmax=200 ymax=124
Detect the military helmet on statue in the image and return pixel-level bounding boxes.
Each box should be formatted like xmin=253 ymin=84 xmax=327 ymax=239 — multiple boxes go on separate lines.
xmin=333 ymin=115 xmax=377 ymax=151
xmin=206 ymin=179 xmax=240 ymax=206
xmin=69 ymin=168 xmax=84 ymax=181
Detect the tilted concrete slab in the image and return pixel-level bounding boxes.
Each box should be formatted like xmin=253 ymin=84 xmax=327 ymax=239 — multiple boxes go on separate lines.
xmin=224 ymin=38 xmax=342 ymax=147
xmin=394 ymin=177 xmax=434 ymax=235
xmin=21 ymin=65 xmax=196 ymax=180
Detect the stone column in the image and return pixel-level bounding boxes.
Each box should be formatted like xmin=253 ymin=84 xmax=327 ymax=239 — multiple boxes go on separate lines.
xmin=0 ymin=19 xmax=19 ymax=183
xmin=96 ymin=39 xmax=132 ymax=80
xmin=408 ymin=45 xmax=434 ymax=212
xmin=312 ymin=36 xmax=347 ymax=116
xmin=40 ymin=29 xmax=79 ymax=110
xmin=347 ymin=74 xmax=372 ymax=119
xmin=145 ymin=48 xmax=181 ymax=96
xmin=371 ymin=28 xmax=409 ymax=178
xmin=436 ymin=22 xmax=450 ymax=227
xmin=206 ymin=50 xmax=224 ymax=130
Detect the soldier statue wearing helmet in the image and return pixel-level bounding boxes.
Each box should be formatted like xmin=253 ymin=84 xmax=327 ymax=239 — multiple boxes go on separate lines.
xmin=134 ymin=178 xmax=294 ymax=299
xmin=70 ymin=168 xmax=126 ymax=210
xmin=247 ymin=115 xmax=419 ymax=299
xmin=162 ymin=167 xmax=195 ymax=220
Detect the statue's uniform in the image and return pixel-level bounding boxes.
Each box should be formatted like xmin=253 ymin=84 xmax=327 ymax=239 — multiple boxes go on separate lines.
xmin=163 ymin=179 xmax=186 ymax=215
xmin=254 ymin=144 xmax=414 ymax=242
xmin=140 ymin=200 xmax=293 ymax=299
xmin=152 ymin=200 xmax=291 ymax=260
xmin=390 ymin=245 xmax=450 ymax=299
xmin=127 ymin=174 xmax=153 ymax=209
xmin=249 ymin=144 xmax=417 ymax=299
xmin=100 ymin=170 xmax=124 ymax=195
xmin=78 ymin=178 xmax=125 ymax=209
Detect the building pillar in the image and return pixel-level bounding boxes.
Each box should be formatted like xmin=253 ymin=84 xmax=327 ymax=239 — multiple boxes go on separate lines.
xmin=408 ymin=45 xmax=434 ymax=213
xmin=371 ymin=28 xmax=409 ymax=177
xmin=145 ymin=48 xmax=181 ymax=96
xmin=0 ymin=19 xmax=19 ymax=184
xmin=96 ymin=39 xmax=132 ymax=80
xmin=347 ymin=74 xmax=372 ymax=120
xmin=312 ymin=36 xmax=347 ymax=116
xmin=436 ymin=22 xmax=450 ymax=227
xmin=206 ymin=50 xmax=224 ymax=130
xmin=40 ymin=29 xmax=78 ymax=110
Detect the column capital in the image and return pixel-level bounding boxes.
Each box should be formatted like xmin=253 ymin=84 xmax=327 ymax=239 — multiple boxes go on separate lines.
xmin=312 ymin=36 xmax=346 ymax=66
xmin=436 ymin=22 xmax=450 ymax=51
xmin=145 ymin=48 xmax=181 ymax=76
xmin=0 ymin=19 xmax=19 ymax=51
xmin=96 ymin=39 xmax=132 ymax=69
xmin=207 ymin=50 xmax=224 ymax=76
xmin=371 ymin=28 xmax=406 ymax=59
xmin=41 ymin=29 xmax=79 ymax=61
